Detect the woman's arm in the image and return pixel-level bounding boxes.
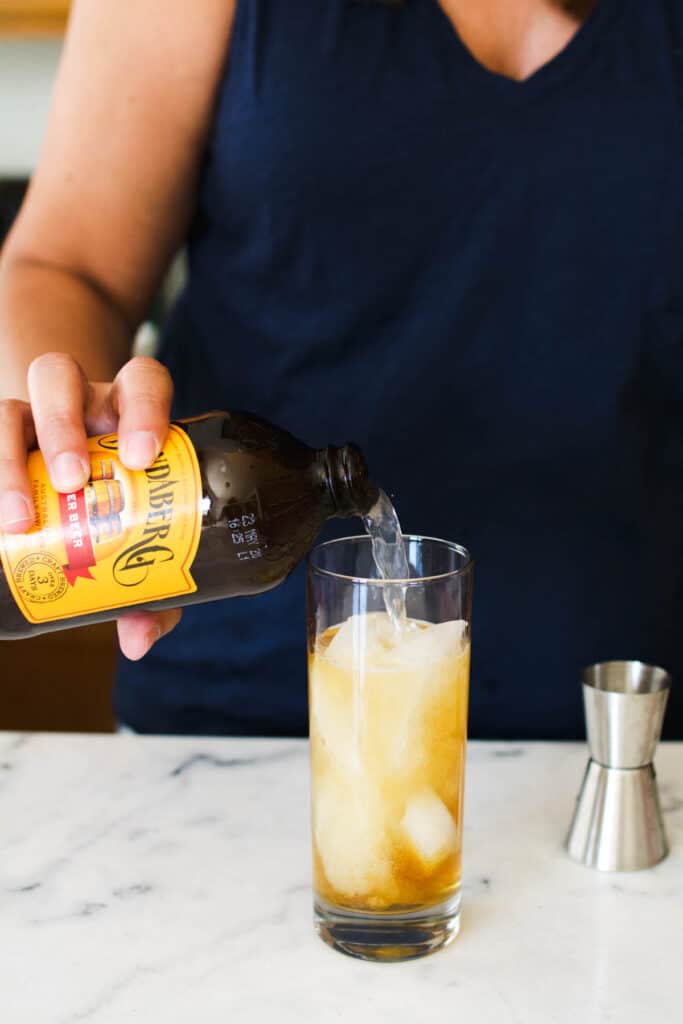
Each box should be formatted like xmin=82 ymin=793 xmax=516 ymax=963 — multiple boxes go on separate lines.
xmin=0 ymin=0 xmax=236 ymax=656
xmin=1 ymin=0 xmax=237 ymax=391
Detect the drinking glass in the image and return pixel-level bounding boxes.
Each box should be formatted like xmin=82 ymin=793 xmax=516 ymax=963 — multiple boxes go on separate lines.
xmin=307 ymin=535 xmax=473 ymax=961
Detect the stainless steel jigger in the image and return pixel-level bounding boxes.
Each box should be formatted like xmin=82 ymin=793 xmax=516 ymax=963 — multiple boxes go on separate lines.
xmin=566 ymin=660 xmax=671 ymax=872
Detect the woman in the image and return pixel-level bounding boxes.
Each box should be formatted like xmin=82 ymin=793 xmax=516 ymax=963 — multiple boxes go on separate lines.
xmin=0 ymin=0 xmax=681 ymax=737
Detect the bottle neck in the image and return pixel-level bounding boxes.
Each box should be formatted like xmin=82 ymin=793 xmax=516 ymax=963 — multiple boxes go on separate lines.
xmin=318 ymin=444 xmax=379 ymax=518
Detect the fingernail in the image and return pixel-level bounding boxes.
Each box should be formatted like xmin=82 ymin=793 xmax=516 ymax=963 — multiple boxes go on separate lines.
xmin=0 ymin=491 xmax=34 ymax=530
xmin=143 ymin=625 xmax=162 ymax=653
xmin=52 ymin=452 xmax=89 ymax=492
xmin=121 ymin=431 xmax=159 ymax=470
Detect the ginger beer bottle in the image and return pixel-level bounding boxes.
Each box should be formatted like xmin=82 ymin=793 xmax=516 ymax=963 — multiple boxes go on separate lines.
xmin=0 ymin=411 xmax=378 ymax=638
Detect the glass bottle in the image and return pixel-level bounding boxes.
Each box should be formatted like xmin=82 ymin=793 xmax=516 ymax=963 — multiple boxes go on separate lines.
xmin=0 ymin=411 xmax=378 ymax=639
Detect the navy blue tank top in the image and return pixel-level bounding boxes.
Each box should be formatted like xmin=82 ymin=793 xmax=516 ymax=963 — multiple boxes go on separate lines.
xmin=116 ymin=0 xmax=683 ymax=739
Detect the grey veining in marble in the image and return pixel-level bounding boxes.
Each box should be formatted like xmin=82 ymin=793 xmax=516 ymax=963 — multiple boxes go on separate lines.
xmin=0 ymin=734 xmax=681 ymax=1023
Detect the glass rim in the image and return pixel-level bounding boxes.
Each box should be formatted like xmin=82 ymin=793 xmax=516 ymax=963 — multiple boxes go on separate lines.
xmin=308 ymin=534 xmax=473 ymax=585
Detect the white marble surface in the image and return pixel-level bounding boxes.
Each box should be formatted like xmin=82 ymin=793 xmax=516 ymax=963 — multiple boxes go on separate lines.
xmin=0 ymin=735 xmax=680 ymax=1023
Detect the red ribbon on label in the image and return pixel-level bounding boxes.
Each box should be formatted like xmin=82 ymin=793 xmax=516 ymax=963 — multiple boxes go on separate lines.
xmin=59 ymin=490 xmax=96 ymax=586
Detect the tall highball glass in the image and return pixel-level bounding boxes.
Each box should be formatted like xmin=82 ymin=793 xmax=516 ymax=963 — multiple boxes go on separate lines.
xmin=307 ymin=535 xmax=473 ymax=961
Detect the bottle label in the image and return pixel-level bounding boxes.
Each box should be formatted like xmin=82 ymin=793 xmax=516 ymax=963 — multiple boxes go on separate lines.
xmin=0 ymin=425 xmax=202 ymax=625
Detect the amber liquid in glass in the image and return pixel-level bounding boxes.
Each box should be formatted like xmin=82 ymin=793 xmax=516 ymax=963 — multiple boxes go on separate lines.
xmin=309 ymin=614 xmax=470 ymax=915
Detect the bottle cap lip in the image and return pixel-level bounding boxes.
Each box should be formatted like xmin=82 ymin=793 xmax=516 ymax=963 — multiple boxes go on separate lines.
xmin=323 ymin=443 xmax=379 ymax=516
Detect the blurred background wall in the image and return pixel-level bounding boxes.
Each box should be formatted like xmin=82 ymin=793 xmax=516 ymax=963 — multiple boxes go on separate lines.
xmin=0 ymin=37 xmax=61 ymax=175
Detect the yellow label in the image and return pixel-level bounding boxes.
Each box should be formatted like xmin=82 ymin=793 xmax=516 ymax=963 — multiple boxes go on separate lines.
xmin=0 ymin=425 xmax=202 ymax=624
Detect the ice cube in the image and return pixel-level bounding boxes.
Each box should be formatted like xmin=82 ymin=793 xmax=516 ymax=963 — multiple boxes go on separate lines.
xmin=384 ymin=621 xmax=467 ymax=773
xmin=400 ymin=789 xmax=458 ymax=871
xmin=325 ymin=612 xmax=395 ymax=669
xmin=326 ymin=614 xmax=467 ymax=671
xmin=317 ymin=615 xmax=468 ymax=779
xmin=397 ymin=620 xmax=467 ymax=666
xmin=314 ymin=774 xmax=393 ymax=899
xmin=309 ymin=658 xmax=360 ymax=775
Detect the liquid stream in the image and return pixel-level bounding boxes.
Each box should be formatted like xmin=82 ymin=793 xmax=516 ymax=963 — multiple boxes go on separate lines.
xmin=363 ymin=489 xmax=410 ymax=635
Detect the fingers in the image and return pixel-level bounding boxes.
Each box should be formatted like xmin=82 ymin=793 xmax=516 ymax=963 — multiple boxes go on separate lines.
xmin=117 ymin=607 xmax=183 ymax=661
xmin=27 ymin=352 xmax=91 ymax=493
xmin=8 ymin=352 xmax=173 ymax=527
xmin=0 ymin=399 xmax=37 ymax=532
xmin=110 ymin=357 xmax=173 ymax=470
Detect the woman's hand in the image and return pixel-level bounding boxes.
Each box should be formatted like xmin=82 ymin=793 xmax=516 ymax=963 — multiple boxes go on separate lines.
xmin=0 ymin=0 xmax=238 ymax=659
xmin=0 ymin=352 xmax=182 ymax=659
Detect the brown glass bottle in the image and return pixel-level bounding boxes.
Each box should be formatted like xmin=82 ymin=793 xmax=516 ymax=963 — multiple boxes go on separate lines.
xmin=0 ymin=411 xmax=379 ymax=639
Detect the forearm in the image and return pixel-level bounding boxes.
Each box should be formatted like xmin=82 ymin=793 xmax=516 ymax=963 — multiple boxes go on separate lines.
xmin=0 ymin=254 xmax=133 ymax=401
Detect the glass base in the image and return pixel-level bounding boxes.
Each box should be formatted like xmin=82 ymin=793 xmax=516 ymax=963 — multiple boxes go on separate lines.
xmin=314 ymin=891 xmax=461 ymax=963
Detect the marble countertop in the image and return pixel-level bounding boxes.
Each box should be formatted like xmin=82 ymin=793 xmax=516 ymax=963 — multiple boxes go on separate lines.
xmin=0 ymin=734 xmax=680 ymax=1023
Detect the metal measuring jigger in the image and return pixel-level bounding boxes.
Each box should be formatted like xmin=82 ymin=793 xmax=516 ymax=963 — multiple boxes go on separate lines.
xmin=566 ymin=660 xmax=671 ymax=872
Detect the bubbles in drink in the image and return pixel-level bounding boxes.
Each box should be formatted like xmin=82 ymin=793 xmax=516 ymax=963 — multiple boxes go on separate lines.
xmin=363 ymin=489 xmax=410 ymax=633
